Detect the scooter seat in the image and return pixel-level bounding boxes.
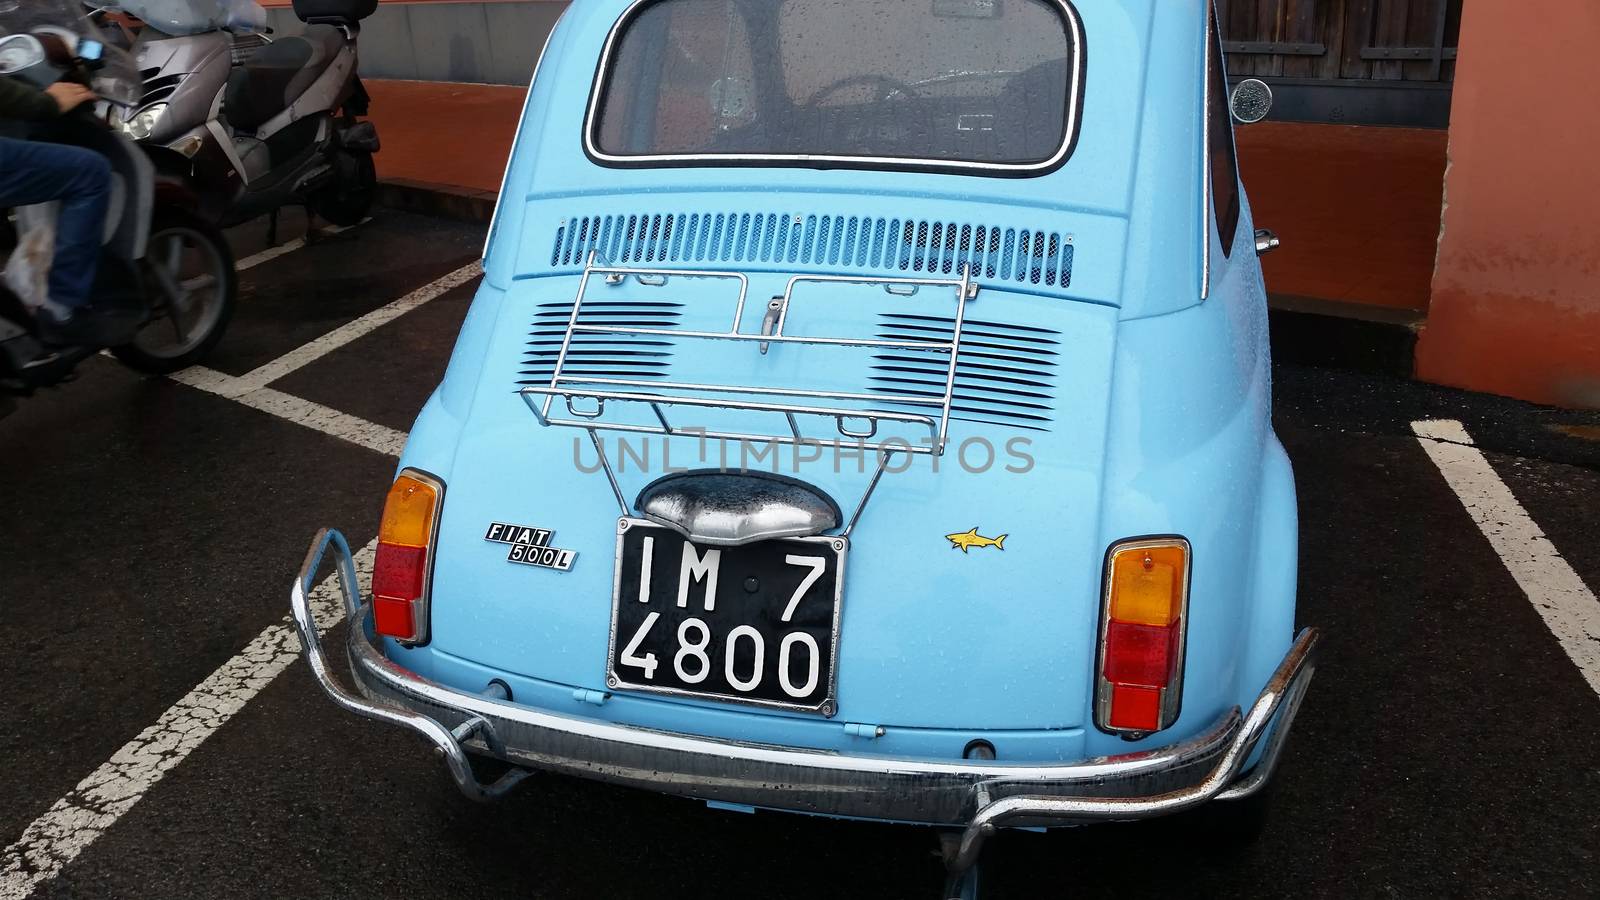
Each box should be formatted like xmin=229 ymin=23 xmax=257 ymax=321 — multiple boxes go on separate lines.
xmin=223 ymin=25 xmax=346 ymax=133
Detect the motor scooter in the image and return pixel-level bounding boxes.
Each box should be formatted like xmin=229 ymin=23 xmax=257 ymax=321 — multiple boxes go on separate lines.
xmin=91 ymin=0 xmax=380 ymax=228
xmin=1 ymin=0 xmax=236 ymax=414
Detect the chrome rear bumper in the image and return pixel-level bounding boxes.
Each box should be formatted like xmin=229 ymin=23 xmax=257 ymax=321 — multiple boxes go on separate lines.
xmin=291 ymin=529 xmax=1319 ymax=872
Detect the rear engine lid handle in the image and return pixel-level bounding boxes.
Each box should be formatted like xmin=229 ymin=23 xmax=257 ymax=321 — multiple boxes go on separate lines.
xmin=635 ymin=470 xmax=842 ymax=546
xmin=759 ymin=298 xmax=783 ymax=355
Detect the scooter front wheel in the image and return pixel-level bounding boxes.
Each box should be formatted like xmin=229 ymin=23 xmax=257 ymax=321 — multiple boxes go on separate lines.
xmin=112 ymin=212 xmax=237 ymax=374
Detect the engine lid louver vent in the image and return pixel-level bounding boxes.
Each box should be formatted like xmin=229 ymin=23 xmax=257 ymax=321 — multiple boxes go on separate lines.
xmin=870 ymin=314 xmax=1060 ymax=431
xmin=517 ymin=301 xmax=682 ymax=385
xmin=549 ymin=213 xmax=1072 ymax=289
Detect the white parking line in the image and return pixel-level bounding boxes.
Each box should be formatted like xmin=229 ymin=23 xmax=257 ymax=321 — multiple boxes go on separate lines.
xmin=239 ymin=387 xmax=410 ymax=457
xmin=164 ymin=259 xmax=480 ymax=454
xmin=171 ymin=368 xmax=408 ymax=457
xmin=231 ymin=260 xmax=481 ymax=394
xmin=1414 ymin=419 xmax=1600 ymax=697
xmin=234 ymin=221 xmax=362 ymax=272
xmin=193 ymin=260 xmax=481 ymax=400
xmin=0 ymin=541 xmax=378 ymax=900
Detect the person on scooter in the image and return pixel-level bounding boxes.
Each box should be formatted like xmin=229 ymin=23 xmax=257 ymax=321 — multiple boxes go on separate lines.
xmin=0 ymin=75 xmax=113 ymax=346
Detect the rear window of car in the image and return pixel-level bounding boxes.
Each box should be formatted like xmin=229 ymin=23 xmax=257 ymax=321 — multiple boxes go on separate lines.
xmin=587 ymin=0 xmax=1084 ymax=175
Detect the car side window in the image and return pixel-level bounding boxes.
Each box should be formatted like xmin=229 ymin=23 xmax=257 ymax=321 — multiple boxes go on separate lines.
xmin=1208 ymin=7 xmax=1240 ymax=259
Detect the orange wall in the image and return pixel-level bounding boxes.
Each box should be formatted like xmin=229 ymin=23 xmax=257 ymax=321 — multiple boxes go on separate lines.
xmin=1240 ymin=123 xmax=1444 ymax=313
xmin=1416 ymin=1 xmax=1600 ymax=408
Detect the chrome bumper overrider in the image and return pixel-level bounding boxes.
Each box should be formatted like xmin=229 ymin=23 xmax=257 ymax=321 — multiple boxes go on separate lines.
xmin=291 ymin=529 xmax=1320 ymax=872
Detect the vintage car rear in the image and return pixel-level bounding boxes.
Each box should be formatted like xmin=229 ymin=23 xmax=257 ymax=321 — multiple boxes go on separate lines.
xmin=292 ymin=0 xmax=1318 ymax=877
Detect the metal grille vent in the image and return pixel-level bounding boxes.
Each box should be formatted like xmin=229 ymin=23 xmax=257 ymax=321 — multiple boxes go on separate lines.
xmin=140 ymin=73 xmax=184 ymax=106
xmin=549 ymin=213 xmax=1073 ymax=288
xmin=517 ymin=300 xmax=682 ymax=385
xmin=869 ymin=313 xmax=1060 ymax=430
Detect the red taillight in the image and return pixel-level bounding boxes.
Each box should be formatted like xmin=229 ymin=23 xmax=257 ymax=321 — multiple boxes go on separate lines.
xmin=1102 ymin=621 xmax=1179 ymax=686
xmin=1096 ymin=539 xmax=1191 ymax=736
xmin=1108 ymin=685 xmax=1163 ymax=731
xmin=373 ymin=543 xmax=426 ymax=639
xmin=372 ymin=471 xmax=442 ymax=644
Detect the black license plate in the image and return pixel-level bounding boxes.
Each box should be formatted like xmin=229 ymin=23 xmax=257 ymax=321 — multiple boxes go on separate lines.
xmin=608 ymin=519 xmax=846 ymax=715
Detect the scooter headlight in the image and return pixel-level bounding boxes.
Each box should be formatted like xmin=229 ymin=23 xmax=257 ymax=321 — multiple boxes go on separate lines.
xmin=122 ymin=103 xmax=168 ymax=141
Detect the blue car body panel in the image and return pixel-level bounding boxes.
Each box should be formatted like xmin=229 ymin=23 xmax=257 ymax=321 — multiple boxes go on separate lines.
xmin=382 ymin=0 xmax=1298 ymax=778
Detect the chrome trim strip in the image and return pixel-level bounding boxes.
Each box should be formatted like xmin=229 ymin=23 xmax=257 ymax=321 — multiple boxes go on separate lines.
xmin=521 ymin=387 xmax=942 ymax=454
xmin=582 ymin=0 xmax=1087 ymax=176
xmin=291 ymin=528 xmax=1320 ymax=871
xmin=950 ymin=623 xmax=1318 ymax=869
xmin=390 ymin=468 xmax=445 ymax=646
xmin=586 ymin=428 xmax=630 ymax=516
xmin=1213 ymin=642 xmax=1313 ymax=802
xmin=290 ymin=528 xmax=532 ymax=801
xmin=842 ymin=451 xmax=893 ymax=538
xmin=1200 ymin=1 xmax=1215 ymax=301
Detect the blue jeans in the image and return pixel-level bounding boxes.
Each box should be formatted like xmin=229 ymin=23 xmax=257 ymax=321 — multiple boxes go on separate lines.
xmin=0 ymin=137 xmax=111 ymax=311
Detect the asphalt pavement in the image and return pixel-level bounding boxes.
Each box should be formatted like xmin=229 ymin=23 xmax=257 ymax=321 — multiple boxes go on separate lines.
xmin=1 ymin=206 xmax=1597 ymax=899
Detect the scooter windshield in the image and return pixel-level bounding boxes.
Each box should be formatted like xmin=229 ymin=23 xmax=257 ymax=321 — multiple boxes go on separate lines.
xmin=0 ymin=0 xmax=95 ymax=35
xmin=0 ymin=0 xmax=142 ymax=108
xmin=88 ymin=39 xmax=143 ymax=109
xmin=99 ymin=0 xmax=268 ymax=36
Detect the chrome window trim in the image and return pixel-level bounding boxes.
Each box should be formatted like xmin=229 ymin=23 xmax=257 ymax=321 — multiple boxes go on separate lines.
xmin=1200 ymin=1 xmax=1215 ymax=301
xmin=582 ymin=0 xmax=1087 ymax=177
xmin=1092 ymin=536 xmax=1194 ymax=737
xmin=484 ymin=7 xmax=568 ymax=261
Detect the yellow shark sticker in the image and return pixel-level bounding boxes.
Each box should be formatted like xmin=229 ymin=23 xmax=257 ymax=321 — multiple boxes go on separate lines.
xmin=946 ymin=527 xmax=1007 ymax=554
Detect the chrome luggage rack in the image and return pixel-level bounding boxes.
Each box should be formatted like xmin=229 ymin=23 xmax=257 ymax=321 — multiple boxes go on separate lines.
xmin=519 ymin=252 xmax=980 ymax=513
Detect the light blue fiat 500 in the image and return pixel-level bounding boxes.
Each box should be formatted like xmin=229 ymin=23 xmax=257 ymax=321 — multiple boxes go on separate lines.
xmin=292 ymin=0 xmax=1319 ymax=891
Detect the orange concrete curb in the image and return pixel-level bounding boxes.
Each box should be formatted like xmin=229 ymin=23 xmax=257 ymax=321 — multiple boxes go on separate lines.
xmin=376 ymin=177 xmax=498 ymax=223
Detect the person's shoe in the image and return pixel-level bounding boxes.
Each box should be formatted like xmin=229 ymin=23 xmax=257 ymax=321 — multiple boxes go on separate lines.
xmin=1 ymin=327 xmax=66 ymax=389
xmin=35 ymin=303 xmax=143 ymax=349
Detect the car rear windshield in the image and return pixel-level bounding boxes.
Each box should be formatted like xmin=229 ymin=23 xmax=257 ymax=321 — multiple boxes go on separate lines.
xmin=588 ymin=0 xmax=1083 ymax=175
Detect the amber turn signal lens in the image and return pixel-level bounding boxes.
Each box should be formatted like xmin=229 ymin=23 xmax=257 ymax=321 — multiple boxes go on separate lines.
xmin=1108 ymin=544 xmax=1187 ymax=626
xmin=379 ymin=474 xmax=439 ymax=548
